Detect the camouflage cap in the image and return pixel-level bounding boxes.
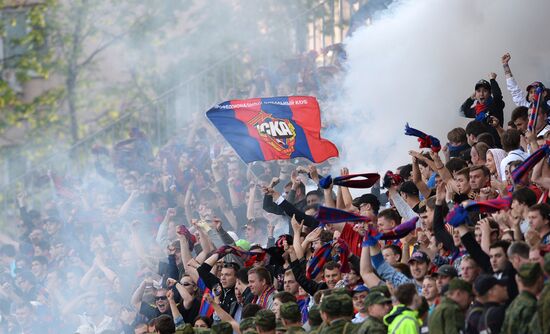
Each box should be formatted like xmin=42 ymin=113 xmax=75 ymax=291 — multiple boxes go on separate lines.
xmin=279 ymin=302 xmax=301 ymax=323
xmin=331 ymin=287 xmax=351 ymax=296
xmin=369 ymin=285 xmax=391 ymax=298
xmin=175 ymin=324 xmax=195 ymax=334
xmin=363 ymin=291 xmax=392 ymax=307
xmin=308 ymin=305 xmax=323 ymax=326
xmin=320 ymin=293 xmax=353 ymax=317
xmin=544 ymin=253 xmax=550 ymax=274
xmin=255 ymin=309 xmax=276 ymax=331
xmin=211 ymin=322 xmax=232 ymax=334
xmin=447 ymin=278 xmax=472 ymax=294
xmin=194 ymin=328 xmax=211 ymax=334
xmin=275 ymin=320 xmax=286 ymax=332
xmin=518 ymin=262 xmax=542 ymax=286
xmin=240 ymin=317 xmax=256 ymax=332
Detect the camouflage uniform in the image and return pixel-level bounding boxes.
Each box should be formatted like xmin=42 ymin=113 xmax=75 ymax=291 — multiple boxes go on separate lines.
xmin=428 ymin=279 xmax=471 ymax=334
xmin=502 ymin=262 xmax=542 ymax=334
xmin=318 ymin=294 xmax=358 ymax=334
xmin=307 ymin=305 xmax=323 ymax=334
xmin=356 ymin=291 xmax=391 ymax=334
xmin=280 ymin=302 xmax=306 ymax=334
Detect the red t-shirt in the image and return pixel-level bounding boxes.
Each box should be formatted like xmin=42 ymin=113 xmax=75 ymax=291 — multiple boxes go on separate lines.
xmin=340 ymin=223 xmax=363 ymax=256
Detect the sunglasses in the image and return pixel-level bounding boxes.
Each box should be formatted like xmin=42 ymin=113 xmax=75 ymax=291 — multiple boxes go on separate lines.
xmin=155 ymin=296 xmax=167 ymax=301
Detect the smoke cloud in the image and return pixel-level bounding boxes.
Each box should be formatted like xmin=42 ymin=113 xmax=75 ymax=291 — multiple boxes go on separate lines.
xmin=326 ymin=0 xmax=550 ymax=173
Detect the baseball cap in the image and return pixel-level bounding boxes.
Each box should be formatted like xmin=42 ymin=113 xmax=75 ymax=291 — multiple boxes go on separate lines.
xmin=235 ymin=239 xmax=251 ymax=251
xmin=279 ymin=302 xmax=301 ymax=323
xmin=211 ymin=322 xmax=233 ymax=334
xmin=517 ymin=262 xmax=542 ymax=286
xmin=526 ymin=81 xmax=545 ymax=92
xmin=447 ymin=278 xmax=472 ymax=294
xmin=240 ymin=317 xmax=256 ymax=332
xmin=363 ymin=291 xmax=392 ymax=307
xmin=475 ymin=79 xmax=491 ymax=91
xmin=434 ymin=264 xmax=458 ymax=278
xmin=408 ymin=251 xmax=429 ymax=264
xmin=255 ymin=309 xmax=276 ymax=330
xmin=352 ymin=284 xmax=370 ymax=294
xmin=474 ymin=274 xmax=507 ymax=296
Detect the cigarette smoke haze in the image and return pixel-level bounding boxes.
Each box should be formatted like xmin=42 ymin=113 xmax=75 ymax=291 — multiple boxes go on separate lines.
xmin=326 ymin=0 xmax=550 ymax=174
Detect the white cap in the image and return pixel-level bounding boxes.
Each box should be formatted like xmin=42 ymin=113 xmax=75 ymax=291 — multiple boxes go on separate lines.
xmin=227 ymin=231 xmax=239 ymax=241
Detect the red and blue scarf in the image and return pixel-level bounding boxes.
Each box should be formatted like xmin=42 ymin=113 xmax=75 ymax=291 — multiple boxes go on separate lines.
xmin=445 ymin=197 xmax=511 ymax=227
xmin=306 ymin=238 xmax=350 ymax=279
xmin=405 ymin=123 xmax=441 ymax=152
xmin=319 ymin=173 xmax=380 ymax=189
xmin=315 ymin=206 xmax=371 ymax=225
xmin=362 ymin=216 xmax=419 ymax=247
xmin=528 ymin=86 xmax=545 ymax=132
xmin=511 ymin=141 xmax=550 ymax=185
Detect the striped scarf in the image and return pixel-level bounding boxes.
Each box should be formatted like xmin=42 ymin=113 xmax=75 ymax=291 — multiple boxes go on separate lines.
xmin=319 ymin=173 xmax=380 ymax=189
xmin=528 ymin=86 xmax=544 ymax=132
xmin=362 ymin=216 xmax=419 ymax=247
xmin=306 ymin=238 xmax=350 ymax=279
xmin=511 ymin=142 xmax=550 ymax=185
xmin=253 ymin=285 xmax=275 ymax=308
xmin=405 ymin=123 xmax=441 ymax=152
xmin=445 ymin=197 xmax=511 ymax=227
xmin=315 ymin=206 xmax=371 ymax=225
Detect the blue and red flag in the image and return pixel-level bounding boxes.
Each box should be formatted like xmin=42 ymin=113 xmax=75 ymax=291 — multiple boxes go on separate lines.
xmin=206 ymin=96 xmax=339 ymax=163
xmin=197 ymin=278 xmax=215 ymax=317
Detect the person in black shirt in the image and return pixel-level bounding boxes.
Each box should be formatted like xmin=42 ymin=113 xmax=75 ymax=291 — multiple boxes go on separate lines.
xmin=196 ymin=252 xmax=239 ymax=314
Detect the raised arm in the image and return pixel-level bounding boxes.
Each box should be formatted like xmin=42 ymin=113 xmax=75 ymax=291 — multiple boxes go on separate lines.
xmin=288 ymin=246 xmax=322 ymax=296
xmin=166 ymin=290 xmax=184 ymax=327
xmin=360 ymin=240 xmax=382 ymax=287
xmin=410 ymin=152 xmax=432 ymax=199
xmin=502 ymin=53 xmax=529 ymax=107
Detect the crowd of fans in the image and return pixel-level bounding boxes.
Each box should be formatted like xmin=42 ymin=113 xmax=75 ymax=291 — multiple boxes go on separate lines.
xmin=1 ymin=47 xmax=550 ymax=334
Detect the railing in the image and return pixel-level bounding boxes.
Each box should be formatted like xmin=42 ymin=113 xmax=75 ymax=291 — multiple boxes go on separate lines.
xmin=0 ymin=0 xmax=382 ymax=226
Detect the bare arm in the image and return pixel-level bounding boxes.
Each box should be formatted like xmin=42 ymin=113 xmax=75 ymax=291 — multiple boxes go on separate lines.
xmin=246 ymin=185 xmax=257 ymax=220
xmin=410 ymin=152 xmax=432 ymax=199
xmin=205 ymin=294 xmax=240 ymax=333
xmin=118 ymin=190 xmax=139 ymax=217
xmin=360 ymin=242 xmax=381 ymax=287
xmin=178 ymin=233 xmax=199 ymax=283
xmin=323 ymin=184 xmax=336 ymax=208
xmin=291 ymin=216 xmax=306 ymax=260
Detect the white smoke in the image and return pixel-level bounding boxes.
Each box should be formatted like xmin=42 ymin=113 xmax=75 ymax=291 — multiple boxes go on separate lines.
xmin=326 ymin=0 xmax=550 ymax=173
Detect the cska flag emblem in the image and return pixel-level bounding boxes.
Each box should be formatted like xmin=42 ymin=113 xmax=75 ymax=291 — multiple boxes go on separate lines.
xmin=248 ymin=110 xmax=296 ymax=158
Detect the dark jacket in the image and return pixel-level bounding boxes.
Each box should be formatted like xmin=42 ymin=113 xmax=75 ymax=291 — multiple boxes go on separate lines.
xmin=460 ymin=232 xmax=518 ymax=301
xmin=460 ymin=78 xmax=505 ymax=125
xmin=196 ymin=262 xmax=237 ymax=313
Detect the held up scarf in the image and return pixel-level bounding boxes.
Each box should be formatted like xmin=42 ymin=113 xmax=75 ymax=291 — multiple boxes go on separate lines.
xmin=528 ymin=86 xmax=545 ymax=132
xmin=445 ymin=197 xmax=511 ymax=227
xmin=306 ymin=238 xmax=350 ymax=279
xmin=319 ymin=173 xmax=380 ymax=189
xmin=362 ymin=216 xmax=419 ymax=247
xmin=511 ymin=141 xmax=550 ymax=185
xmin=405 ymin=123 xmax=441 ymax=152
xmin=315 ymin=206 xmax=371 ymax=225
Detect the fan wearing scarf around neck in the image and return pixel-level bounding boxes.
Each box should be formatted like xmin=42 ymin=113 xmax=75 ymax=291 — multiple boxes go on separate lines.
xmin=460 ymin=75 xmax=505 ymax=127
